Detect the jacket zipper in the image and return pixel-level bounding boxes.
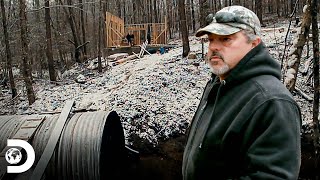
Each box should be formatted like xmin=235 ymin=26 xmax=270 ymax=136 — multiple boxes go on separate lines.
xmin=187 ymin=79 xmax=215 ymax=149
xmin=183 ymin=79 xmax=225 ymax=177
xmin=198 ymin=81 xmax=224 ymax=149
xmin=183 ymin=79 xmax=213 ymax=177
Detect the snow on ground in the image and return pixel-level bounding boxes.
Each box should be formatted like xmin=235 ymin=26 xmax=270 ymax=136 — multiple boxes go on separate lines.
xmin=0 ymin=38 xmax=211 ymax=145
xmin=0 ymin=20 xmax=314 ymax=144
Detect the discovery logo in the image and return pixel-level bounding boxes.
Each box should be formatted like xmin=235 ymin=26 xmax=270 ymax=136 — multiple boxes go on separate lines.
xmin=5 ymin=139 xmax=35 ymax=173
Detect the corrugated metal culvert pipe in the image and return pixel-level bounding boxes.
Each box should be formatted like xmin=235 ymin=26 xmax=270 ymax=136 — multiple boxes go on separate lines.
xmin=0 ymin=111 xmax=126 ymax=180
xmin=0 ymin=115 xmax=29 ymax=151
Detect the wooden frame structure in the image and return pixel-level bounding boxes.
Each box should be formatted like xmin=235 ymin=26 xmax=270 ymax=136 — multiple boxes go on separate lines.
xmin=105 ymin=12 xmax=125 ymax=47
xmin=106 ymin=12 xmax=167 ymax=47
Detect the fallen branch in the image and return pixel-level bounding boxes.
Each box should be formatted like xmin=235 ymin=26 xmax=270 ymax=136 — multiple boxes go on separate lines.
xmin=261 ymin=27 xmax=285 ymax=32
xmin=295 ymin=87 xmax=313 ymax=102
xmin=116 ymin=54 xmax=137 ymax=64
xmin=302 ymin=58 xmax=313 ymax=75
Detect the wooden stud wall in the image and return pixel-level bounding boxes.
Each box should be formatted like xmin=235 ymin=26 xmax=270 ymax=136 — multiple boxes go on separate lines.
xmin=106 ymin=12 xmax=167 ymax=47
xmin=105 ymin=12 xmax=125 ymax=47
xmin=125 ymin=22 xmax=167 ymax=45
xmin=125 ymin=24 xmax=148 ymax=46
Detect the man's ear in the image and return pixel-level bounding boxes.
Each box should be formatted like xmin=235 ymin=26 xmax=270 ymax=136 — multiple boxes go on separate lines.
xmin=252 ymin=37 xmax=261 ymax=47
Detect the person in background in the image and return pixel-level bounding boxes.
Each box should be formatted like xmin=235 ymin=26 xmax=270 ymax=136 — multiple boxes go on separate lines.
xmin=182 ymin=5 xmax=301 ymax=180
xmin=126 ymin=33 xmax=132 ymax=46
xmin=147 ymin=32 xmax=151 ymax=44
xmin=130 ymin=33 xmax=135 ymax=46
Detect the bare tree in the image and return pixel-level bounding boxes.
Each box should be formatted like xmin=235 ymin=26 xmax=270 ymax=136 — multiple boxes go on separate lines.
xmin=97 ymin=0 xmax=102 ymax=72
xmin=217 ymin=0 xmax=222 ymax=9
xmin=284 ymin=0 xmax=311 ymax=92
xmin=92 ymin=0 xmax=97 ymax=56
xmin=61 ymin=0 xmax=82 ymax=63
xmin=190 ymin=0 xmax=196 ymax=33
xmin=276 ymin=0 xmax=280 ymax=17
xmin=45 ymin=0 xmax=57 ymax=82
xmin=1 ymin=0 xmax=17 ymax=98
xmin=311 ymin=0 xmax=320 ymax=149
xmin=178 ymin=0 xmax=190 ymax=57
xmin=79 ymin=0 xmax=87 ymax=57
xmin=255 ymin=0 xmax=263 ymax=25
xmin=199 ymin=0 xmax=209 ymax=27
xmin=19 ymin=0 xmax=35 ymax=104
xmin=165 ymin=0 xmax=172 ymax=38
xmin=53 ymin=0 xmax=67 ymax=70
xmin=153 ymin=0 xmax=158 ymax=22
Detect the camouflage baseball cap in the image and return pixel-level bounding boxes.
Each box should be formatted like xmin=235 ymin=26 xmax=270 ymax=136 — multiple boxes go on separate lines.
xmin=195 ymin=6 xmax=261 ymax=37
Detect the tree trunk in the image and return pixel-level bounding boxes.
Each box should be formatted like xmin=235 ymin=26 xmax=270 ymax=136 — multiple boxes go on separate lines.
xmin=251 ymin=0 xmax=254 ymax=11
xmin=123 ymin=0 xmax=126 ymax=23
xmin=214 ymin=0 xmax=217 ymax=12
xmin=186 ymin=0 xmax=191 ymax=31
xmin=45 ymin=0 xmax=56 ymax=82
xmin=137 ymin=0 xmax=146 ymax=23
xmin=63 ymin=0 xmax=81 ymax=63
xmin=286 ymin=0 xmax=289 ymax=16
xmin=148 ymin=0 xmax=152 ymax=23
xmin=255 ymin=0 xmax=263 ymax=26
xmin=117 ymin=0 xmax=121 ymax=17
xmin=102 ymin=2 xmax=107 ymax=57
xmin=92 ymin=2 xmax=97 ymax=56
xmin=190 ymin=0 xmax=196 ymax=33
xmin=311 ymin=0 xmax=320 ymax=149
xmin=79 ymin=0 xmax=87 ymax=57
xmin=34 ymin=0 xmax=42 ymax=77
xmin=165 ymin=0 xmax=172 ymax=39
xmin=234 ymin=0 xmax=240 ymax=5
xmin=1 ymin=0 xmax=17 ymax=98
xmin=38 ymin=47 xmax=46 ymax=78
xmin=54 ymin=0 xmax=66 ymax=71
xmin=178 ymin=0 xmax=190 ymax=57
xmin=199 ymin=0 xmax=209 ymax=27
xmin=276 ymin=0 xmax=280 ymax=17
xmin=218 ymin=0 xmax=222 ymax=9
xmin=284 ymin=0 xmax=311 ymax=91
xmin=19 ymin=0 xmax=35 ymax=105
xmin=153 ymin=0 xmax=158 ymax=22
xmin=97 ymin=0 xmax=102 ymax=72
xmin=291 ymin=0 xmax=295 ymax=15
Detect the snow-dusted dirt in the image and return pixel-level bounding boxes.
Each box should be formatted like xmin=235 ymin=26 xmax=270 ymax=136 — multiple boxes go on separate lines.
xmin=0 ymin=21 xmax=314 ymax=146
xmin=1 ymin=20 xmax=319 ymax=179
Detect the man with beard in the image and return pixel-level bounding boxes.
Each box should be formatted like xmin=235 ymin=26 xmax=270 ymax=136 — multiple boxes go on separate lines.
xmin=182 ymin=6 xmax=302 ymax=180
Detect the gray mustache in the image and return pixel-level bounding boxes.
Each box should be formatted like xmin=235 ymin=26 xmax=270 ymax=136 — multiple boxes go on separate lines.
xmin=208 ymin=52 xmax=224 ymax=60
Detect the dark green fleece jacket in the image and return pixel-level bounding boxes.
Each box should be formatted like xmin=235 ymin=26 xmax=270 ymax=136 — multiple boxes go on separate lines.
xmin=182 ymin=42 xmax=301 ymax=180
